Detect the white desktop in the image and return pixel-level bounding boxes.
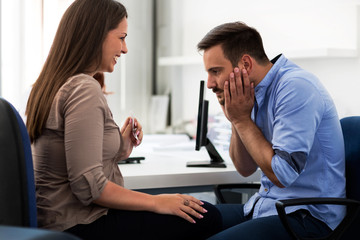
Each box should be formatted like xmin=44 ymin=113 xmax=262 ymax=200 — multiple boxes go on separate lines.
xmin=119 ymin=134 xmax=261 ymax=194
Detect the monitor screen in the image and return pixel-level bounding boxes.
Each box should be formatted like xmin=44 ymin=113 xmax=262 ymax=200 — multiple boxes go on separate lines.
xmin=187 ymin=80 xmax=226 ymax=168
xmin=195 ymin=81 xmax=207 ymax=150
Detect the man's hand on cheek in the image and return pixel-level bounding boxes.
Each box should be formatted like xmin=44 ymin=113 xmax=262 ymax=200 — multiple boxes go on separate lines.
xmin=223 ymin=68 xmax=255 ymax=125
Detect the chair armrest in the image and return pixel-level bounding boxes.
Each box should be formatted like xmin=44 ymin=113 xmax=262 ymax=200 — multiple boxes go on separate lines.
xmin=275 ymin=198 xmax=360 ymax=240
xmin=214 ymin=183 xmax=261 ymax=204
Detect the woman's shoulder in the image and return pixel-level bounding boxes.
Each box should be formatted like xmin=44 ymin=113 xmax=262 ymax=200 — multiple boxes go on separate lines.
xmin=66 ymin=73 xmax=101 ymax=90
xmin=47 ymin=74 xmax=108 ymax=129
xmin=58 ymin=74 xmax=102 ymax=97
xmin=53 ymin=73 xmax=105 ymax=109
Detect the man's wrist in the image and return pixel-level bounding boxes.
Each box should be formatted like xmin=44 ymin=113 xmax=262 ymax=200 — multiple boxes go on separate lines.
xmin=232 ymin=117 xmax=253 ymax=132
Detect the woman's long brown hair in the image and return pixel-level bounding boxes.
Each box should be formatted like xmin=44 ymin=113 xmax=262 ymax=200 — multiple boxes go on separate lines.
xmin=26 ymin=0 xmax=127 ymax=143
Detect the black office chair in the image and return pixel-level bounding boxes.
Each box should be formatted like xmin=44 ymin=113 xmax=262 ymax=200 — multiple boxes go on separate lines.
xmin=213 ymin=116 xmax=360 ymax=240
xmin=0 ymin=97 xmax=80 ymax=240
xmin=214 ymin=183 xmax=260 ymax=204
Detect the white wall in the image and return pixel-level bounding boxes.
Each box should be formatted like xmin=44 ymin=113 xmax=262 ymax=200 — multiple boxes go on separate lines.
xmin=105 ymin=0 xmax=153 ymax=130
xmin=157 ymin=0 xmax=360 ymax=135
xmin=181 ymin=0 xmax=358 ymax=56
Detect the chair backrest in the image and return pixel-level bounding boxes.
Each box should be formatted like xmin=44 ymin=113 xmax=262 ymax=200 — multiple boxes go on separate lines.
xmin=340 ymin=116 xmax=360 ymax=201
xmin=0 ymin=97 xmax=37 ymax=227
xmin=340 ymin=116 xmax=360 ymax=239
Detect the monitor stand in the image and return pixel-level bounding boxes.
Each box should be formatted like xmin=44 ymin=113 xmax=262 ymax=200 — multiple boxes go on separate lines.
xmin=186 ymin=138 xmax=226 ymax=168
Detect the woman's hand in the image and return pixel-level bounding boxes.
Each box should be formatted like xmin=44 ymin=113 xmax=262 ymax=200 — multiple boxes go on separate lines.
xmin=119 ymin=117 xmax=143 ymax=159
xmin=151 ymin=194 xmax=208 ymax=223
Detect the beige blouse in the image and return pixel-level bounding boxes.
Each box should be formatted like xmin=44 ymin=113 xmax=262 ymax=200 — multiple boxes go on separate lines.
xmin=32 ymin=74 xmax=124 ymax=231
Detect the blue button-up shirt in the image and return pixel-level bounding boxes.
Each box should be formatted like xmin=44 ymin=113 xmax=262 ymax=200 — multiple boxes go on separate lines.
xmin=243 ymin=54 xmax=346 ymax=230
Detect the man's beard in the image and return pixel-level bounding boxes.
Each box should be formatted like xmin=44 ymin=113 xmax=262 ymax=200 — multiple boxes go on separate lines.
xmin=218 ymin=97 xmax=225 ymax=106
xmin=213 ymin=87 xmax=225 ymax=106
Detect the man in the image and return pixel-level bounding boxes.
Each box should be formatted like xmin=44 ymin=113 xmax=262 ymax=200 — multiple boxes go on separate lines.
xmin=198 ymin=21 xmax=346 ymax=239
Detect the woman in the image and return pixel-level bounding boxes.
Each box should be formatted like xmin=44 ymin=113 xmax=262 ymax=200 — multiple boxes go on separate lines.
xmin=25 ymin=0 xmax=222 ymax=239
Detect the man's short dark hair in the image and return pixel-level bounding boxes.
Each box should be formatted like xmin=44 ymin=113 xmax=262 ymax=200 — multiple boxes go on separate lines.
xmin=197 ymin=22 xmax=269 ymax=67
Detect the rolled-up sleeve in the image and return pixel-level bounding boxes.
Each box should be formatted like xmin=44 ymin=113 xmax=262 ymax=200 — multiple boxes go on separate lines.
xmin=63 ymin=78 xmax=108 ymax=205
xmin=70 ymin=167 xmax=108 ymax=205
xmin=271 ymin=76 xmax=324 ymax=187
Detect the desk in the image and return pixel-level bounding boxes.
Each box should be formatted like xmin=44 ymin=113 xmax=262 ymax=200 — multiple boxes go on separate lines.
xmin=120 ymin=134 xmax=261 ymax=194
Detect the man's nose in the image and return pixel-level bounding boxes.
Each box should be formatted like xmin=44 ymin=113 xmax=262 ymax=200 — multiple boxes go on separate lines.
xmin=207 ymin=76 xmax=215 ymax=89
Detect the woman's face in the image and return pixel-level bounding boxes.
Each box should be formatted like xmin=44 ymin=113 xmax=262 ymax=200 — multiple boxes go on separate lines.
xmin=100 ymin=17 xmax=128 ymax=73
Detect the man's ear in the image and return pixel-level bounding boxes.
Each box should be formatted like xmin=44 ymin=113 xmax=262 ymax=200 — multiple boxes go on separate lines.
xmin=242 ymin=55 xmax=252 ymax=73
xmin=237 ymin=54 xmax=252 ymax=73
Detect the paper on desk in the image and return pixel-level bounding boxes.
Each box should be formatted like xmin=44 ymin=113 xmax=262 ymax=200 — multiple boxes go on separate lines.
xmin=130 ymin=134 xmax=193 ymax=156
xmin=142 ymin=134 xmax=190 ymax=145
xmin=152 ymin=141 xmax=195 ymax=151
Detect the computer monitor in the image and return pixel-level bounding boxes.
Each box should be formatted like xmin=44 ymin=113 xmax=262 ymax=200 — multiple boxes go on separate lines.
xmin=186 ymin=80 xmax=226 ymax=168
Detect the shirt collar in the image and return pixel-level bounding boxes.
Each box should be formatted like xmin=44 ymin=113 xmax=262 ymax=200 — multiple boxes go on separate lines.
xmin=254 ymin=54 xmax=287 ymax=106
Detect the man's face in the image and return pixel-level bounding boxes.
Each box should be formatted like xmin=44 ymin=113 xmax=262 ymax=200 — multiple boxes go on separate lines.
xmin=203 ymin=44 xmax=236 ymax=106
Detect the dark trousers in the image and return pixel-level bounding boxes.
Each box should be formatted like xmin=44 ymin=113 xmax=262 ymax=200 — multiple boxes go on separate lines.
xmin=64 ymin=201 xmax=222 ymax=240
xmin=208 ymin=204 xmax=332 ymax=240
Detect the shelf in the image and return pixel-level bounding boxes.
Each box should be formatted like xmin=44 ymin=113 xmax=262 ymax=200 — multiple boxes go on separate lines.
xmin=158 ymin=48 xmax=358 ymax=66
xmin=280 ymin=48 xmax=358 ymax=59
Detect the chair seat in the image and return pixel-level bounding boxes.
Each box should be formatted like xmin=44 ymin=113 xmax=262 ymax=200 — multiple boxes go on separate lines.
xmin=0 ymin=225 xmax=80 ymax=240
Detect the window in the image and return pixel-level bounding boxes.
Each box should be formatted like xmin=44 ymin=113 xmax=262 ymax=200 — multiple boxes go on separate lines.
xmin=0 ymin=0 xmax=73 ymax=118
